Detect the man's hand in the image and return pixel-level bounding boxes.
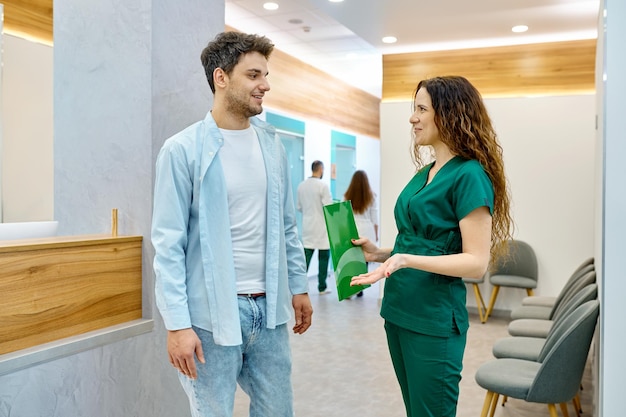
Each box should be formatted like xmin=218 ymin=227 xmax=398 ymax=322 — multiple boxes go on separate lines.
xmin=292 ymin=294 xmax=313 ymax=334
xmin=167 ymin=328 xmax=205 ymax=379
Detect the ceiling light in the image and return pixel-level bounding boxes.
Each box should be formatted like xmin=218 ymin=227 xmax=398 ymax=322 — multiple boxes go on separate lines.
xmin=382 ymin=36 xmax=397 ymax=44
xmin=328 ymin=0 xmax=344 ymax=3
xmin=263 ymin=2 xmax=279 ymax=10
xmin=512 ymin=25 xmax=528 ymax=33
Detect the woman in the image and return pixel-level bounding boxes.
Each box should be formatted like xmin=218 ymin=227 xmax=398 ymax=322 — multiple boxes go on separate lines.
xmin=344 ymin=170 xmax=379 ymax=297
xmin=351 ymin=76 xmax=513 ymax=417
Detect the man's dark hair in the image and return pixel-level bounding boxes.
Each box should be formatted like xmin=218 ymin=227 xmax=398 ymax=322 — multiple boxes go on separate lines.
xmin=311 ymin=160 xmax=324 ymax=172
xmin=200 ymin=31 xmax=274 ymax=93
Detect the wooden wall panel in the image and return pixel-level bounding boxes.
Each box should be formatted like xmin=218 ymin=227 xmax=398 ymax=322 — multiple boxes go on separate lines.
xmin=0 ymin=235 xmax=143 ymax=355
xmin=2 ymin=0 xmax=53 ymax=44
xmin=383 ymin=39 xmax=596 ymax=102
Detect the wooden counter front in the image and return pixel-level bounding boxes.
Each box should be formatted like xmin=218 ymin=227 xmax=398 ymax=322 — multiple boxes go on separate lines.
xmin=0 ymin=235 xmax=143 ymax=355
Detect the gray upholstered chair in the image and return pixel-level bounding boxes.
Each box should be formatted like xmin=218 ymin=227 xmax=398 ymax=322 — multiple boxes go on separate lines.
xmin=521 ymin=257 xmax=594 ymax=307
xmin=485 ymin=240 xmax=538 ymax=320
xmin=493 ymin=283 xmax=598 ymax=361
xmin=507 ymin=282 xmax=597 ymax=338
xmin=463 ymin=273 xmax=487 ymax=323
xmin=510 ymin=267 xmax=595 ymax=320
xmin=492 ymin=289 xmax=598 ymax=416
xmin=475 ymin=300 xmax=600 ymax=417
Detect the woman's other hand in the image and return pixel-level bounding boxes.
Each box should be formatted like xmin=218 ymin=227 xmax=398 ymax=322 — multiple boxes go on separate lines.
xmin=351 ymin=237 xmax=382 ymax=263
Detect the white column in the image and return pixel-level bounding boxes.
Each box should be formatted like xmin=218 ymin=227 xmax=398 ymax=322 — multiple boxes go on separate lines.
xmin=598 ymin=1 xmax=626 ymax=416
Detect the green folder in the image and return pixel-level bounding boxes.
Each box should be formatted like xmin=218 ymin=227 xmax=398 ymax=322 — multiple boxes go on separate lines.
xmin=323 ymin=201 xmax=370 ymax=300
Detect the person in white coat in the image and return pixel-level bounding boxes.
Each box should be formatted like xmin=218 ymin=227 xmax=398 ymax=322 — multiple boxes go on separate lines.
xmin=296 ymin=160 xmax=334 ymax=294
xmin=343 ymin=170 xmax=379 ymax=297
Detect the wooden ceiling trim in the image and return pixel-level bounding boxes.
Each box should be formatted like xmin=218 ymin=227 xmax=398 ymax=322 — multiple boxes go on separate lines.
xmin=2 ymin=0 xmax=53 ymax=44
xmin=382 ymin=39 xmax=597 ymax=102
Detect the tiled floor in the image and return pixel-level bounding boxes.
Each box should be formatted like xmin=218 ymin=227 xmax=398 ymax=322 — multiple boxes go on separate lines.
xmin=233 ymin=276 xmax=596 ymax=417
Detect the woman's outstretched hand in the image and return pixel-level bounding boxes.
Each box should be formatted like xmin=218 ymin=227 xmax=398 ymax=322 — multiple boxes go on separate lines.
xmin=350 ymin=253 xmax=407 ymax=286
xmin=351 ymin=264 xmax=386 ymax=285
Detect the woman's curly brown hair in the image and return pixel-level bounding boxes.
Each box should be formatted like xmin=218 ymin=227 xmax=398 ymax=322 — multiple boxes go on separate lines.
xmin=412 ymin=76 xmax=514 ymax=264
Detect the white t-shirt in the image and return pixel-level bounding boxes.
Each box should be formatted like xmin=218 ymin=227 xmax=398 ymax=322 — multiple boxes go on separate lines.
xmin=219 ymin=126 xmax=267 ymax=294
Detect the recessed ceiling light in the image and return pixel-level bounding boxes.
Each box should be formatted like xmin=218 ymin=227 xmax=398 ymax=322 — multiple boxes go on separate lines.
xmin=512 ymin=25 xmax=529 ymax=33
xmin=329 ymin=0 xmax=344 ymax=3
xmin=382 ymin=36 xmax=397 ymax=44
xmin=263 ymin=2 xmax=279 ymax=10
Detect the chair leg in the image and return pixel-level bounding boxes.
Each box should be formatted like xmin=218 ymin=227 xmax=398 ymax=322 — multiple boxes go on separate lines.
xmin=547 ymin=403 xmax=559 ymax=417
xmin=526 ymin=288 xmax=534 ymax=296
xmin=480 ymin=391 xmax=495 ymax=417
xmin=560 ymin=402 xmax=570 ymax=417
xmin=489 ymin=393 xmax=500 ymax=417
xmin=486 ymin=286 xmax=500 ymax=318
xmin=501 ymin=395 xmax=508 ymax=406
xmin=573 ymin=394 xmax=582 ymax=415
xmin=472 ymin=283 xmax=487 ymax=323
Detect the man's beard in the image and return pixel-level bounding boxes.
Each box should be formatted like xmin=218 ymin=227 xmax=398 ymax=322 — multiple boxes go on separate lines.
xmin=226 ymin=92 xmax=262 ymax=118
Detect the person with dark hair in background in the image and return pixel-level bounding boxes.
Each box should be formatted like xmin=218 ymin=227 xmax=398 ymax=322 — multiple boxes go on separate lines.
xmin=151 ymin=31 xmax=313 ymax=417
xmin=343 ymin=169 xmax=379 ymax=297
xmin=296 ymin=160 xmax=334 ymax=294
xmin=351 ymin=75 xmax=514 ymax=417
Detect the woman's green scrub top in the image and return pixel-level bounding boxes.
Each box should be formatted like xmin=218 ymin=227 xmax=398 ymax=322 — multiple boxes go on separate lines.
xmin=380 ymin=156 xmax=494 ymax=337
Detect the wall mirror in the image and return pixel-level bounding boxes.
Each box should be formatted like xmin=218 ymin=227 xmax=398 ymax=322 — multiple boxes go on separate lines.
xmin=0 ymin=1 xmax=54 ymax=224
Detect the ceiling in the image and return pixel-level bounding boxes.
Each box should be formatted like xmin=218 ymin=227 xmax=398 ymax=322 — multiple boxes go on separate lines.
xmin=225 ymin=0 xmax=600 ymax=98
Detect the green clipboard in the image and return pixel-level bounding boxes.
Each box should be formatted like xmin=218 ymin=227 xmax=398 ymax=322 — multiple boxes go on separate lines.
xmin=323 ymin=201 xmax=370 ymax=300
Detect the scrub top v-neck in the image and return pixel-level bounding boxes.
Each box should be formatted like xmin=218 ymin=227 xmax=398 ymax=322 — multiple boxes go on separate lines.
xmin=380 ymin=156 xmax=494 ymax=337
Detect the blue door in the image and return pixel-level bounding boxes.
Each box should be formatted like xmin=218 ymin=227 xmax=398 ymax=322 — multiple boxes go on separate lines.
xmin=333 ymin=145 xmax=356 ymax=202
xmin=279 ymin=133 xmax=304 ymax=238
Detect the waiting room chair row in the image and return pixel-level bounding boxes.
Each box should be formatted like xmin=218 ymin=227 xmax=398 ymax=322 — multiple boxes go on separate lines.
xmin=472 ymin=256 xmax=598 ymax=417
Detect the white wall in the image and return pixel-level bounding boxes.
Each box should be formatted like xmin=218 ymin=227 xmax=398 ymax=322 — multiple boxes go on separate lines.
xmin=381 ymin=94 xmax=596 ymax=313
xmin=1 ymin=34 xmax=53 ymax=222
xmin=487 ymin=95 xmax=596 ymax=300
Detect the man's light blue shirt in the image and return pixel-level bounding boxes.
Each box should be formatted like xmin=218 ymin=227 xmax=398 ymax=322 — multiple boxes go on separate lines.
xmin=152 ymin=111 xmax=308 ymax=346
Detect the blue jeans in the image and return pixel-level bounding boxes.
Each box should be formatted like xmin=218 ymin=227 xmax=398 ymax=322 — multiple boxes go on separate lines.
xmin=179 ymin=295 xmax=294 ymax=417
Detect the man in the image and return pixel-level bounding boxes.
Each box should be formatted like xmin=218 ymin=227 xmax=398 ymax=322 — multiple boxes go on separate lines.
xmin=151 ymin=31 xmax=313 ymax=417
xmin=297 ymin=160 xmax=334 ymax=294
